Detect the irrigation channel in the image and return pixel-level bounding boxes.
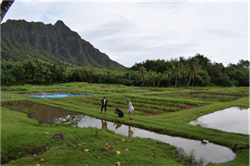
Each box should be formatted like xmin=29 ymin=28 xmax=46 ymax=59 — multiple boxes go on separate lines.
xmin=2 ymin=99 xmax=239 ymax=165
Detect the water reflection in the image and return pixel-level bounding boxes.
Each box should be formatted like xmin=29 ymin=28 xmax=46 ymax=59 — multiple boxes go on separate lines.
xmin=113 ymin=123 xmax=122 ymax=130
xmin=128 ymin=126 xmax=134 ymax=137
xmin=77 ymin=117 xmax=235 ymax=164
xmin=1 ymin=100 xmax=77 ymax=123
xmin=189 ymin=107 xmax=249 ymax=135
xmin=101 ymin=120 xmax=108 ymax=129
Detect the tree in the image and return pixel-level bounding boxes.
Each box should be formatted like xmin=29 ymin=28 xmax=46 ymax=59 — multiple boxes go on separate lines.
xmin=0 ymin=0 xmax=15 ymax=23
xmin=237 ymin=59 xmax=249 ymax=68
xmin=191 ymin=72 xmax=203 ymax=86
xmin=171 ymin=61 xmax=183 ymax=87
xmin=147 ymin=70 xmax=157 ymax=87
xmin=206 ymin=62 xmax=224 ymax=85
xmin=186 ymin=58 xmax=202 ymax=87
xmin=225 ymin=64 xmax=249 ymax=86
xmin=193 ymin=53 xmax=210 ymax=68
xmin=83 ymin=66 xmax=94 ymax=83
xmin=138 ymin=66 xmax=147 ymax=87
xmin=156 ymin=72 xmax=166 ymax=87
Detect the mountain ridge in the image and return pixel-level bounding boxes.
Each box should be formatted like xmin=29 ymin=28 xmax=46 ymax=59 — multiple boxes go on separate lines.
xmin=1 ymin=19 xmax=125 ymax=69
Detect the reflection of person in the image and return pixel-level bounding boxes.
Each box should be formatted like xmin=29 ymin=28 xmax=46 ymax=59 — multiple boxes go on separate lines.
xmin=127 ymin=99 xmax=134 ymax=120
xmin=113 ymin=123 xmax=122 ymax=129
xmin=114 ymin=108 xmax=124 ymax=118
xmin=128 ymin=126 xmax=134 ymax=137
xmin=100 ymin=97 xmax=107 ymax=114
xmin=101 ymin=120 xmax=107 ymax=129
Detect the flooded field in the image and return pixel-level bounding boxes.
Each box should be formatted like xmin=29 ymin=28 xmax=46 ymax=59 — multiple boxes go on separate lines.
xmin=1 ymin=100 xmax=77 ymax=124
xmin=189 ymin=107 xmax=249 ymax=135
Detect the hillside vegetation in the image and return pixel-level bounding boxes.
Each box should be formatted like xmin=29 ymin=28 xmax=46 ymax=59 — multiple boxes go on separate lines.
xmin=1 ymin=19 xmax=125 ymax=69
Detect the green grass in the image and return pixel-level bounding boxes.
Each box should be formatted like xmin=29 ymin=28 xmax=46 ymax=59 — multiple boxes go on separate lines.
xmin=1 ymin=83 xmax=249 ymax=165
xmin=1 ymin=107 xmax=189 ymax=166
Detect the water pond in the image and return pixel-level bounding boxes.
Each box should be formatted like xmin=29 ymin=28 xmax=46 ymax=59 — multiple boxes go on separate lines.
xmin=189 ymin=107 xmax=249 ymax=135
xmin=1 ymin=100 xmax=236 ymax=165
xmin=1 ymin=100 xmax=78 ymax=124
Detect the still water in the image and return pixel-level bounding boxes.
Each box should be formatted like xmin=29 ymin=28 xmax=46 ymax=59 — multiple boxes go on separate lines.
xmin=189 ymin=107 xmax=249 ymax=135
xmin=1 ymin=100 xmax=77 ymax=123
xmin=77 ymin=117 xmax=236 ymax=164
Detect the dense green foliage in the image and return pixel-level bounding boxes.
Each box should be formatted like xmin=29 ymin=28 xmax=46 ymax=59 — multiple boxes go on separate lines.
xmin=1 ymin=55 xmax=249 ymax=87
xmin=1 ymin=19 xmax=124 ymax=69
xmin=131 ymin=54 xmax=249 ymax=87
xmin=0 ymin=58 xmax=140 ymax=86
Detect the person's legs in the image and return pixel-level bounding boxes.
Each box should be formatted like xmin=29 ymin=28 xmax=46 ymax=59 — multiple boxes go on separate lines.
xmin=104 ymin=106 xmax=107 ymax=114
xmin=100 ymin=105 xmax=104 ymax=114
xmin=119 ymin=112 xmax=122 ymax=118
xmin=129 ymin=111 xmax=132 ymax=120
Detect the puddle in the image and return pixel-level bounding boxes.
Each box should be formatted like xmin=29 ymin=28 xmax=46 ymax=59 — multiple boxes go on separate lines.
xmin=1 ymin=100 xmax=236 ymax=164
xmin=1 ymin=100 xmax=77 ymax=124
xmin=77 ymin=117 xmax=236 ymax=164
xmin=189 ymin=107 xmax=249 ymax=135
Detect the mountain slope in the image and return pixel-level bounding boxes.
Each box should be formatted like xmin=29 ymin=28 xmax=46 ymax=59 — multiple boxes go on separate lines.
xmin=1 ymin=19 xmax=125 ymax=69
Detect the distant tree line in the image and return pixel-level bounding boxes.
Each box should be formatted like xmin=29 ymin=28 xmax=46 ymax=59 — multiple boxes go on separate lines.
xmin=131 ymin=54 xmax=249 ymax=87
xmin=1 ymin=53 xmax=249 ymax=87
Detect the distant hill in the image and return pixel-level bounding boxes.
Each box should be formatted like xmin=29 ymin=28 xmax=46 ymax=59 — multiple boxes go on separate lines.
xmin=1 ymin=19 xmax=125 ymax=69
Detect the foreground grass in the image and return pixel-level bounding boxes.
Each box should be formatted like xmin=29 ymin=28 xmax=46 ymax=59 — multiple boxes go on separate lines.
xmin=1 ymin=107 xmax=193 ymax=166
xmin=1 ymin=83 xmax=249 ymax=165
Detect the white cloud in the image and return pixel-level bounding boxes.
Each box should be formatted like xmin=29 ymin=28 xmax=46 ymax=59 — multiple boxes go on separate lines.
xmin=2 ymin=1 xmax=248 ymax=67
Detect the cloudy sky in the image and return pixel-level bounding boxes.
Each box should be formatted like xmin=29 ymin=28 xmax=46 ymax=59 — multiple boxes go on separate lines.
xmin=2 ymin=0 xmax=249 ymax=67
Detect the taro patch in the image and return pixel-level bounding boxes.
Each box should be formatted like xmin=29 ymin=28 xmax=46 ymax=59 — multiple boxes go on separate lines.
xmin=50 ymin=95 xmax=200 ymax=115
xmin=145 ymin=92 xmax=248 ymax=102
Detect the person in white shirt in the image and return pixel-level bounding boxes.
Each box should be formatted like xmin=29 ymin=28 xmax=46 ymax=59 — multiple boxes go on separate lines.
xmin=127 ymin=99 xmax=134 ymax=120
xmin=100 ymin=97 xmax=107 ymax=114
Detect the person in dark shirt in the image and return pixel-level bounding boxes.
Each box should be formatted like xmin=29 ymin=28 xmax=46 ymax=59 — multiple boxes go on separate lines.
xmin=100 ymin=97 xmax=107 ymax=114
xmin=114 ymin=108 xmax=124 ymax=118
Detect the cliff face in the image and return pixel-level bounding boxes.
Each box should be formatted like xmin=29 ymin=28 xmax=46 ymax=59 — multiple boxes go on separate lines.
xmin=1 ymin=19 xmax=125 ymax=69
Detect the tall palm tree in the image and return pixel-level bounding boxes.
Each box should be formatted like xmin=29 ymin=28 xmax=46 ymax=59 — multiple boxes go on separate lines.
xmin=138 ymin=66 xmax=147 ymax=87
xmin=186 ymin=58 xmax=201 ymax=87
xmin=147 ymin=70 xmax=157 ymax=87
xmin=171 ymin=61 xmax=183 ymax=87
xmin=191 ymin=72 xmax=203 ymax=86
xmin=1 ymin=0 xmax=15 ymax=22
xmin=156 ymin=72 xmax=166 ymax=87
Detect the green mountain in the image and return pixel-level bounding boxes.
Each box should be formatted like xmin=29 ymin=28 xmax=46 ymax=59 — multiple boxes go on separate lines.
xmin=1 ymin=19 xmax=125 ymax=69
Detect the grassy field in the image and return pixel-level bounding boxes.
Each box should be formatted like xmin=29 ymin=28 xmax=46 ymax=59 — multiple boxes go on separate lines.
xmin=1 ymin=83 xmax=249 ymax=165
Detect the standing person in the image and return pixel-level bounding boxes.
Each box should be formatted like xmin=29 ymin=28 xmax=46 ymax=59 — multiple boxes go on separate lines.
xmin=100 ymin=97 xmax=107 ymax=114
xmin=127 ymin=99 xmax=134 ymax=120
